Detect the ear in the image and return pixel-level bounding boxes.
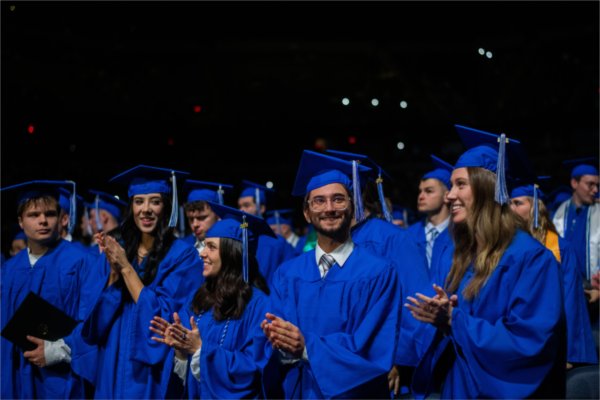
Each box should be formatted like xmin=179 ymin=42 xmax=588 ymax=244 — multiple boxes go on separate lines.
xmin=18 ymin=217 xmax=24 ymax=230
xmin=303 ymin=208 xmax=311 ymax=223
xmin=570 ymin=178 xmax=578 ymax=191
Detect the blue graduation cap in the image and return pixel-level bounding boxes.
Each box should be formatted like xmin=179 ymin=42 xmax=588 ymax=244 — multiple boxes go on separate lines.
xmin=2 ymin=180 xmax=77 ymax=231
xmin=509 ymin=176 xmax=552 ymax=229
xmin=184 ymin=179 xmax=233 ymax=205
xmin=562 ymin=157 xmax=599 ymax=178
xmin=454 ymin=124 xmax=535 ymax=205
xmin=205 ymin=201 xmax=276 ymax=282
xmin=109 ymin=165 xmax=190 ymax=228
xmin=238 ymin=180 xmax=275 ymax=217
xmin=266 ymin=208 xmax=294 ymax=227
xmin=266 ymin=208 xmax=295 ymax=235
xmin=292 ymin=150 xmax=372 ymax=222
xmin=422 ymin=154 xmax=453 ymax=190
xmin=325 ymin=149 xmax=394 ymax=223
xmin=88 ymin=190 xmax=127 ymax=232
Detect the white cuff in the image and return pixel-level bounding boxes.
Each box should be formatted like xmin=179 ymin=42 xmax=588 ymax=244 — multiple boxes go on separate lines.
xmin=44 ymin=338 xmax=71 ymax=366
xmin=190 ymin=347 xmax=202 ymax=382
xmin=278 ymin=347 xmax=308 ymax=364
xmin=173 ymin=355 xmax=188 ymax=384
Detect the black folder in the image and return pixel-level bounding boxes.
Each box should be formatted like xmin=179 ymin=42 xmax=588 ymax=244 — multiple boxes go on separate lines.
xmin=1 ymin=292 xmax=78 ymax=351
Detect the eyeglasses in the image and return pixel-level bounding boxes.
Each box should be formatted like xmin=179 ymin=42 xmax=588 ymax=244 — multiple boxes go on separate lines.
xmin=307 ymin=195 xmax=350 ymax=212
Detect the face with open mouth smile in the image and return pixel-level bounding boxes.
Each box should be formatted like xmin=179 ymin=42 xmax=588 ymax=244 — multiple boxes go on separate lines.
xmin=447 ymin=167 xmax=473 ymax=225
xmin=132 ymin=193 xmax=164 ymax=234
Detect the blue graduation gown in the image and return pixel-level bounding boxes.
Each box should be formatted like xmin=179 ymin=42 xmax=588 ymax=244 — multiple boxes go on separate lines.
xmin=1 ymin=240 xmax=93 ymax=399
xmin=394 ymin=222 xmax=454 ymax=367
xmin=558 ymin=237 xmax=598 ymax=364
xmin=162 ymin=288 xmax=269 ymax=399
xmin=81 ymin=239 xmax=203 ymax=399
xmin=256 ymin=234 xmax=295 ymax=287
xmin=412 ymin=230 xmax=566 ymax=398
xmin=350 ymin=216 xmax=407 ymax=260
xmin=263 ymin=245 xmax=402 ymax=399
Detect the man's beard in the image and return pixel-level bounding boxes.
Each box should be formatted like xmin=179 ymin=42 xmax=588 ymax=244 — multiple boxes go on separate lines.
xmin=312 ymin=209 xmax=352 ymax=243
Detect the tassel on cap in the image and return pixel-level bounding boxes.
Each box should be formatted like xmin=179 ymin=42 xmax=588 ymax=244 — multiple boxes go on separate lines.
xmin=168 ymin=170 xmax=178 ymax=228
xmin=352 ymin=160 xmax=365 ymax=222
xmin=494 ymin=134 xmax=509 ymax=205
xmin=376 ymin=174 xmax=393 ymax=223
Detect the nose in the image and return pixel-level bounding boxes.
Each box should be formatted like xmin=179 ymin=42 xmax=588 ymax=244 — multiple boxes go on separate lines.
xmin=446 ymin=186 xmax=457 ymax=201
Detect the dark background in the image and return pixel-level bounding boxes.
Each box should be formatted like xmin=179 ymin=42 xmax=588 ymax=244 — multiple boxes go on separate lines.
xmin=2 ymin=1 xmax=599 ymax=240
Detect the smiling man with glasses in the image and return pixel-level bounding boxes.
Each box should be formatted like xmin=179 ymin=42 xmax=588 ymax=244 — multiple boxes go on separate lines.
xmin=261 ymin=150 xmax=402 ymax=399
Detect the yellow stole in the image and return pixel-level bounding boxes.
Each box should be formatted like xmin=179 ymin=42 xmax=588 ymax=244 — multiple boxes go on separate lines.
xmin=545 ymin=230 xmax=561 ymax=263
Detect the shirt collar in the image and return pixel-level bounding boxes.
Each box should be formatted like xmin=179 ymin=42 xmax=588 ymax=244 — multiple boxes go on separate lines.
xmin=315 ymin=238 xmax=354 ymax=268
xmin=425 ymin=216 xmax=450 ymax=234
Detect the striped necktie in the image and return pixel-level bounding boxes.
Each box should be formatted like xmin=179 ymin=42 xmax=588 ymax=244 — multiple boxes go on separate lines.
xmin=320 ymin=253 xmax=336 ymax=278
xmin=426 ymin=227 xmax=439 ymax=268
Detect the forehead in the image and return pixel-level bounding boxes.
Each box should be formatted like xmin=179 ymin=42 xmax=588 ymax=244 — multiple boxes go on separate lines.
xmin=187 ymin=207 xmax=215 ymax=217
xmin=132 ymin=193 xmax=162 ymax=200
xmin=451 ymin=167 xmax=469 ymax=181
xmin=419 ymin=178 xmax=444 ymax=189
xmin=309 ymin=183 xmax=347 ymax=198
xmin=204 ymin=237 xmax=220 ymax=245
xmin=580 ymin=175 xmax=599 ymax=183
xmin=238 ymin=196 xmax=255 ymax=204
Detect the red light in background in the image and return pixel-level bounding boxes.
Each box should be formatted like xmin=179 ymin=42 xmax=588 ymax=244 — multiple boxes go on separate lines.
xmin=314 ymin=137 xmax=327 ymax=151
xmin=167 ymin=137 xmax=175 ymax=146
xmin=193 ymin=105 xmax=202 ymax=113
xmin=348 ymin=135 xmax=357 ymax=145
xmin=27 ymin=124 xmax=35 ymax=134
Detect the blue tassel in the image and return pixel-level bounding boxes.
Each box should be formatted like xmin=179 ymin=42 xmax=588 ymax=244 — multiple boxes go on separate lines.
xmin=274 ymin=210 xmax=281 ymax=235
xmin=376 ymin=174 xmax=393 ymax=223
xmin=95 ymin=194 xmax=104 ymax=232
xmin=241 ymin=216 xmax=249 ymax=283
xmin=178 ymin=205 xmax=185 ymax=236
xmin=533 ymin=184 xmax=539 ymax=229
xmin=168 ymin=171 xmax=178 ymax=228
xmin=352 ymin=160 xmax=365 ymax=222
xmin=67 ymin=180 xmax=77 ymax=235
xmin=254 ymin=188 xmax=262 ymax=218
xmin=217 ymin=185 xmax=224 ymax=205
xmin=494 ymin=134 xmax=509 ymax=205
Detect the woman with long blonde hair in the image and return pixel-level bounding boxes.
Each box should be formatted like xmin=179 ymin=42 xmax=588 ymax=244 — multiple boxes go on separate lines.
xmin=406 ymin=126 xmax=566 ymax=398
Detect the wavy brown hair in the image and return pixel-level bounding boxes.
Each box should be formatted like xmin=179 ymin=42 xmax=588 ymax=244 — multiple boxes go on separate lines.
xmin=445 ymin=167 xmax=525 ymax=300
xmin=192 ymin=237 xmax=269 ymax=321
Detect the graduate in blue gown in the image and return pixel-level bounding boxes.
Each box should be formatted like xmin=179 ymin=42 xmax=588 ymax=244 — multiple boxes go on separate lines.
xmin=510 ymin=181 xmax=598 ymax=366
xmin=261 ymin=150 xmax=402 ymax=399
xmin=237 ymin=180 xmax=295 ymax=285
xmin=152 ymin=203 xmax=272 ymax=399
xmin=267 ymin=208 xmax=307 ymax=256
xmin=0 ymin=180 xmax=97 ymax=398
xmin=407 ymin=125 xmax=566 ymax=398
xmin=81 ymin=165 xmax=203 ymax=399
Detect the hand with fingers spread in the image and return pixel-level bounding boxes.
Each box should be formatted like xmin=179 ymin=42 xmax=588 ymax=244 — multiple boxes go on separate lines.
xmin=405 ymin=284 xmax=458 ymax=332
xmin=151 ymin=312 xmax=201 ymax=357
xmin=261 ymin=312 xmax=305 ymax=358
xmin=23 ymin=336 xmax=47 ymax=368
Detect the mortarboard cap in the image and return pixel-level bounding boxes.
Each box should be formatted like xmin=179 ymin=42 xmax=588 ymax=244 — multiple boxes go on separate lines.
xmin=2 ymin=181 xmax=77 ymax=228
xmin=509 ymin=176 xmax=551 ymax=229
xmin=239 ymin=180 xmax=274 ymax=207
xmin=562 ymin=157 xmax=599 ymax=179
xmin=184 ymin=179 xmax=233 ymax=205
xmin=109 ymin=165 xmax=190 ymax=228
xmin=266 ymin=209 xmax=294 ymax=227
xmin=454 ymin=124 xmax=535 ymax=204
xmin=89 ymin=189 xmax=127 ymax=224
xmin=205 ymin=201 xmax=276 ymax=282
xmin=1 ymin=292 xmax=77 ymax=351
xmin=292 ymin=150 xmax=372 ymax=222
xmin=325 ymin=149 xmax=394 ymax=222
xmin=422 ymin=154 xmax=453 ymax=190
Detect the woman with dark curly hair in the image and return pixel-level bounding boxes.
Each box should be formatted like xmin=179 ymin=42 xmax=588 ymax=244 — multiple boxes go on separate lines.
xmin=81 ymin=165 xmax=203 ymax=399
xmin=151 ymin=203 xmax=272 ymax=399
